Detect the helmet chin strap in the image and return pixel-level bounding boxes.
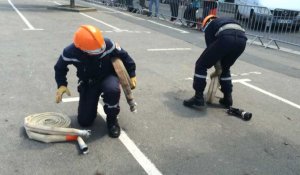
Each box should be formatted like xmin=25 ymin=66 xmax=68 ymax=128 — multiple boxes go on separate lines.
xmin=84 ymin=43 xmax=106 ymax=55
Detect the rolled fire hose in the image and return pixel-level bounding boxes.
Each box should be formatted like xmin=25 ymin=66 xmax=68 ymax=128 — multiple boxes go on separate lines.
xmin=24 ymin=112 xmax=90 ymax=154
xmin=112 ymin=57 xmax=137 ymax=113
xmin=206 ymin=61 xmax=222 ymax=103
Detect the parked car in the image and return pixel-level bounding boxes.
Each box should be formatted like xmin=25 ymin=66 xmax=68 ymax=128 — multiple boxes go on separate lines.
xmin=234 ymin=0 xmax=300 ymax=30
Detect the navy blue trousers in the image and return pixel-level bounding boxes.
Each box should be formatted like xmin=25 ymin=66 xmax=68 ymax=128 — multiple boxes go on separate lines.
xmin=77 ymin=75 xmax=121 ymax=127
xmin=193 ymin=32 xmax=247 ymax=95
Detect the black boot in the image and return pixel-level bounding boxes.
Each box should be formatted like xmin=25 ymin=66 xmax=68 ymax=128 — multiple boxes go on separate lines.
xmin=183 ymin=93 xmax=205 ymax=108
xmin=219 ymin=93 xmax=233 ymax=108
xmin=107 ymin=117 xmax=120 ymax=138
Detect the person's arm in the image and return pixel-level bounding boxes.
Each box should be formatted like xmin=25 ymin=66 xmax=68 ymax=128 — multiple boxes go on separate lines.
xmin=54 ymin=45 xmax=82 ymax=103
xmin=54 ymin=44 xmax=82 ymax=87
xmin=204 ymin=21 xmax=216 ymax=47
xmin=54 ymin=49 xmax=72 ymax=103
xmin=54 ymin=54 xmax=70 ymax=88
xmin=113 ymin=43 xmax=136 ymax=78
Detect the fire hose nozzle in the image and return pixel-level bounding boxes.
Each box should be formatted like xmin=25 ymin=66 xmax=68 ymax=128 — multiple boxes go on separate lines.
xmin=77 ymin=137 xmax=88 ymax=155
xmin=227 ymin=107 xmax=252 ymax=121
xmin=128 ymin=100 xmax=137 ymax=113
xmin=77 ymin=130 xmax=91 ymax=137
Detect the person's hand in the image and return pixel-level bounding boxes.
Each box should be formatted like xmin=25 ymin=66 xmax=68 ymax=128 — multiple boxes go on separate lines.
xmin=130 ymin=77 xmax=137 ymax=90
xmin=55 ymin=86 xmax=71 ymax=103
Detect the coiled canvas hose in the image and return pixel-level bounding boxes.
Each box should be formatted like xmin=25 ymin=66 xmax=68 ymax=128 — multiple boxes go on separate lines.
xmin=24 ymin=112 xmax=90 ymax=154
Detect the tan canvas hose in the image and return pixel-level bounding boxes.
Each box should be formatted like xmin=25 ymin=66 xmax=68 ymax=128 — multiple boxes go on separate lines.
xmin=24 ymin=112 xmax=90 ymax=154
xmin=112 ymin=57 xmax=137 ymax=113
xmin=206 ymin=61 xmax=222 ymax=103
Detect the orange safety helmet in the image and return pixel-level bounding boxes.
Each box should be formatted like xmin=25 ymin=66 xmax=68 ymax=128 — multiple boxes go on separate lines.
xmin=74 ymin=25 xmax=106 ymax=55
xmin=201 ymin=15 xmax=217 ymax=31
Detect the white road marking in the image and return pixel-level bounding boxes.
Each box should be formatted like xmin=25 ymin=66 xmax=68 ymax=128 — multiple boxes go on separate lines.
xmin=147 ymin=48 xmax=191 ymax=51
xmin=80 ymin=12 xmax=122 ymax=31
xmin=184 ymin=78 xmax=251 ymax=81
xmin=250 ymin=40 xmax=300 ymax=56
xmin=239 ymin=72 xmax=261 ymax=76
xmin=62 ymin=97 xmax=79 ymax=102
xmin=62 ymin=97 xmax=163 ymax=175
xmin=232 ymin=79 xmax=251 ymax=83
xmin=7 ymin=0 xmax=43 ymax=30
xmin=53 ymin=1 xmax=188 ymax=34
xmin=97 ymin=30 xmax=151 ymax=33
xmin=185 ymin=72 xmax=261 ymax=80
xmin=184 ymin=77 xmax=193 ymax=80
xmin=87 ymin=1 xmax=146 ymax=21
xmin=186 ymin=78 xmax=299 ymax=109
xmin=237 ymin=79 xmax=300 ymax=110
xmin=97 ymin=104 xmax=163 ymax=175
xmin=147 ymin=20 xmax=189 ymax=33
xmin=249 ymin=71 xmax=262 ymax=74
xmin=53 ymin=1 xmax=60 ymax=5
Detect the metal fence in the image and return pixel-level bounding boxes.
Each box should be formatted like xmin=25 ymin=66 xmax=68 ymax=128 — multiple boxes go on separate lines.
xmin=83 ymin=0 xmax=300 ymax=49
xmin=216 ymin=2 xmax=300 ymax=48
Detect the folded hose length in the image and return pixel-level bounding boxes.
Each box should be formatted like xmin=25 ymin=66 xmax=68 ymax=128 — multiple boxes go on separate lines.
xmin=24 ymin=112 xmax=90 ymax=154
xmin=112 ymin=57 xmax=137 ymax=113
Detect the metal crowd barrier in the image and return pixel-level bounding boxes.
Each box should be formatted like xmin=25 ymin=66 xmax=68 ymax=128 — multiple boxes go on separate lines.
xmin=82 ymin=0 xmax=300 ymax=50
xmin=216 ymin=1 xmax=300 ymax=49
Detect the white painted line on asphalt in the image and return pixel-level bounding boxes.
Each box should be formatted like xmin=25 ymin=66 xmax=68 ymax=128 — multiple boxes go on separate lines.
xmin=53 ymin=1 xmax=60 ymax=5
xmin=96 ymin=2 xmax=189 ymax=34
xmin=147 ymin=20 xmax=189 ymax=33
xmin=53 ymin=1 xmax=127 ymax=31
xmin=185 ymin=77 xmax=193 ymax=80
xmin=147 ymin=48 xmax=191 ymax=51
xmin=118 ymin=130 xmax=163 ymax=175
xmin=8 ymin=0 xmax=43 ymax=30
xmin=184 ymin=78 xmax=251 ymax=81
xmin=237 ymin=80 xmax=300 ymax=110
xmin=80 ymin=12 xmax=122 ymax=31
xmin=53 ymin=1 xmax=187 ymax=34
xmin=62 ymin=97 xmax=79 ymax=102
xmin=102 ymin=30 xmax=151 ymax=33
xmin=232 ymin=79 xmax=251 ymax=83
xmin=87 ymin=2 xmax=146 ymax=21
xmin=249 ymin=40 xmax=300 ymax=56
xmin=62 ymin=97 xmax=163 ymax=175
xmin=249 ymin=72 xmax=262 ymax=74
xmin=97 ymin=103 xmax=163 ymax=175
xmin=186 ymin=78 xmax=299 ymax=109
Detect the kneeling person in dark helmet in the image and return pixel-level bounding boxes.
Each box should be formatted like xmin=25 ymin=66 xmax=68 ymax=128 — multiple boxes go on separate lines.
xmin=54 ymin=25 xmax=137 ymax=138
xmin=183 ymin=15 xmax=247 ymax=108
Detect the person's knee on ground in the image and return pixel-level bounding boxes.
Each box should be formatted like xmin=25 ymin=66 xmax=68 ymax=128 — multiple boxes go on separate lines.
xmin=77 ymin=109 xmax=98 ymax=127
xmin=77 ymin=84 xmax=99 ymax=127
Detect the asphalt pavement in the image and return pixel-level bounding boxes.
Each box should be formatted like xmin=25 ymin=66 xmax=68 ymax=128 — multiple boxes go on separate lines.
xmin=1 ymin=0 xmax=300 ymax=174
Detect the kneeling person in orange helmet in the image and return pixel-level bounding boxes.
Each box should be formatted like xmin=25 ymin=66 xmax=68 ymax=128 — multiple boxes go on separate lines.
xmin=54 ymin=25 xmax=136 ymax=138
xmin=183 ymin=15 xmax=247 ymax=108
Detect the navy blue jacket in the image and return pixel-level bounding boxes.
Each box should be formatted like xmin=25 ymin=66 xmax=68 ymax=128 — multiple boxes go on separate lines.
xmin=54 ymin=38 xmax=136 ymax=88
xmin=204 ymin=17 xmax=247 ymax=46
